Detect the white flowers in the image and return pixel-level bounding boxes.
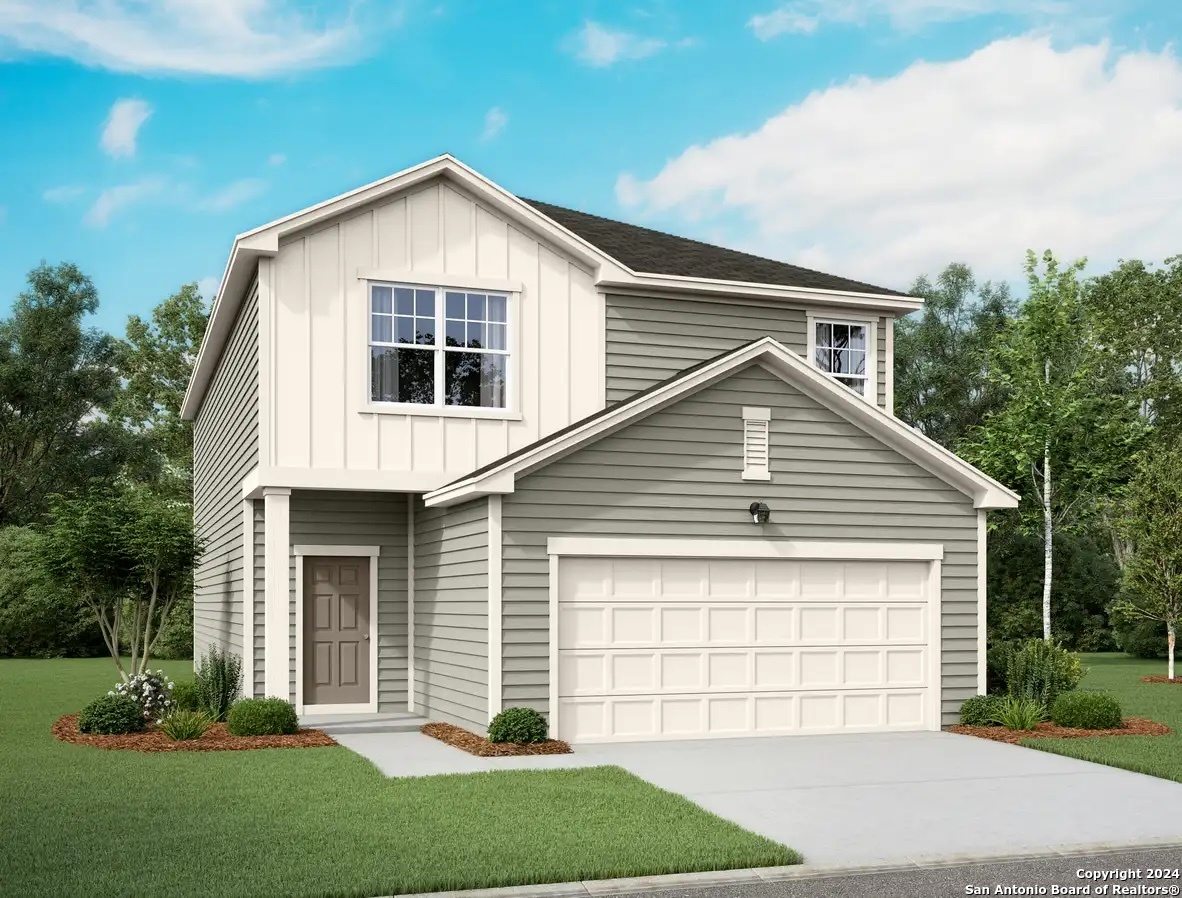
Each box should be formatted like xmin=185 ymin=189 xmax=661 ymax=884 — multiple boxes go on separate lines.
xmin=112 ymin=671 xmax=174 ymax=722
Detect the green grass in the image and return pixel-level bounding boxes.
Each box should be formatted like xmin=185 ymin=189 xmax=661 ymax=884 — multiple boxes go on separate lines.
xmin=1020 ymin=652 xmax=1182 ymax=783
xmin=0 ymin=659 xmax=798 ymax=897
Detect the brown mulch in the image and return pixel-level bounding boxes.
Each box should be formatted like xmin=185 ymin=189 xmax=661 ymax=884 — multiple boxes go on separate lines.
xmin=52 ymin=714 xmax=337 ymax=752
xmin=949 ymin=717 xmax=1171 ymax=745
xmin=1141 ymin=676 xmax=1182 ymax=684
xmin=421 ymin=722 xmax=572 ymax=757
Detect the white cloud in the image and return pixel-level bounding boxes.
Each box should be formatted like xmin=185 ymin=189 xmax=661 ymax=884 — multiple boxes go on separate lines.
xmin=615 ymin=37 xmax=1182 ymax=288
xmin=565 ymin=21 xmax=666 ymax=67
xmin=748 ymin=0 xmax=1067 ymax=38
xmin=0 ymin=0 xmax=367 ymax=77
xmin=43 ymin=184 xmax=85 ymax=203
xmin=197 ymin=178 xmax=267 ymax=212
xmin=196 ymin=275 xmax=220 ymax=299
xmin=267 ymin=152 xmax=286 ymax=166
xmin=100 ymin=98 xmax=151 ymax=158
xmin=84 ymin=176 xmax=166 ymax=227
xmin=481 ymin=106 xmax=508 ymax=141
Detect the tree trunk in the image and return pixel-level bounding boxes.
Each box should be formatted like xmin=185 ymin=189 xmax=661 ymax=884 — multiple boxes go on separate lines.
xmin=1042 ymin=437 xmax=1053 ymax=641
xmin=1169 ymin=622 xmax=1176 ymax=682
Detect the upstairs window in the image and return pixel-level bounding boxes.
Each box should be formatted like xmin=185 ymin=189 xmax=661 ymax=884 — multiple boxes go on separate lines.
xmin=370 ymin=283 xmax=510 ymax=409
xmin=813 ymin=320 xmax=868 ymax=397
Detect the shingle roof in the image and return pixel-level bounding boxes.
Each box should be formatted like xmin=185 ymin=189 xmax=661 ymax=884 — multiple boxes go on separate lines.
xmin=521 ymin=198 xmax=909 ymax=298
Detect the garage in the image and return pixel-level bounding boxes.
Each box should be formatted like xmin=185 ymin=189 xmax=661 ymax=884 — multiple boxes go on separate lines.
xmin=550 ymin=540 xmax=942 ymax=743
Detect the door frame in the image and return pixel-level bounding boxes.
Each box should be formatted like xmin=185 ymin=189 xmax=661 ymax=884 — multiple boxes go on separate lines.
xmin=294 ymin=544 xmax=380 ymax=715
xmin=546 ymin=537 xmax=944 ymax=741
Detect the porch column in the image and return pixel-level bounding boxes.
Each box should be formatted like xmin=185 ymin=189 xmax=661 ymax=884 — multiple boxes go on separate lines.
xmin=262 ymin=487 xmax=291 ymax=699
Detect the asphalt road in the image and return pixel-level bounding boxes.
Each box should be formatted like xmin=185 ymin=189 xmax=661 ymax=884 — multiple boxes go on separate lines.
xmin=625 ymin=849 xmax=1182 ymax=898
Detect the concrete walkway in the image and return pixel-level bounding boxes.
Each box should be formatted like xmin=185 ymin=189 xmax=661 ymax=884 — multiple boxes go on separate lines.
xmin=337 ymin=729 xmax=1182 ymax=865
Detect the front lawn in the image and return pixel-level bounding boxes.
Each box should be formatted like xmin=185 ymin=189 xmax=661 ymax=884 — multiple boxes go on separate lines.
xmin=0 ymin=659 xmax=798 ymax=897
xmin=1021 ymin=652 xmax=1182 ymax=783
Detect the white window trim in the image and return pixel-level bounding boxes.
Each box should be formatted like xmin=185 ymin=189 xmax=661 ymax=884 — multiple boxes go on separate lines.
xmin=364 ymin=279 xmax=519 ymax=418
xmin=806 ymin=312 xmax=877 ymax=404
xmin=293 ymin=544 xmax=381 ymax=716
xmin=741 ymin=406 xmax=772 ymax=481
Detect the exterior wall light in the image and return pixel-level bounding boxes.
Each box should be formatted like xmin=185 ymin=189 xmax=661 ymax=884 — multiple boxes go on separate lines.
xmin=749 ymin=501 xmax=771 ymax=524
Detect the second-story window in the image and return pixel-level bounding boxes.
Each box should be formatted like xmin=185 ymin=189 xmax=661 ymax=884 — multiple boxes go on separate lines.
xmin=370 ymin=283 xmax=510 ymax=409
xmin=813 ymin=320 xmax=868 ymax=396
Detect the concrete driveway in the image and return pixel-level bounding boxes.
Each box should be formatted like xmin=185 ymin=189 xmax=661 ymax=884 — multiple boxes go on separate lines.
xmin=337 ymin=729 xmax=1182 ymax=865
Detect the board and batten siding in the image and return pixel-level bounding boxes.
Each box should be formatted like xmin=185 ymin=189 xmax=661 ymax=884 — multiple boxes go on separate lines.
xmin=502 ymin=363 xmax=979 ymax=726
xmin=268 ymin=177 xmax=605 ymax=483
xmin=192 ymin=278 xmax=259 ymax=666
xmin=413 ymin=497 xmax=489 ymax=731
xmin=285 ymin=490 xmax=409 ymax=710
xmin=605 ymin=293 xmax=892 ymax=412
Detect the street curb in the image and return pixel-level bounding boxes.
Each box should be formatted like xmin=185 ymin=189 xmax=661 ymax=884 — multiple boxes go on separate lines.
xmin=384 ymin=837 xmax=1182 ymax=898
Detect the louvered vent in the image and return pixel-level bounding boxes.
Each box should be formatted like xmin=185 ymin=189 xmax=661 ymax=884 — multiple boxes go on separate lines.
xmin=741 ymin=407 xmax=771 ymax=481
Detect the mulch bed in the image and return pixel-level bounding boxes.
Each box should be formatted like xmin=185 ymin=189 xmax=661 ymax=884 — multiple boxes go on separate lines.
xmin=53 ymin=714 xmax=337 ymax=752
xmin=421 ymin=721 xmax=572 ymax=757
xmin=1141 ymin=676 xmax=1182 ymax=684
xmin=949 ymin=717 xmax=1171 ymax=745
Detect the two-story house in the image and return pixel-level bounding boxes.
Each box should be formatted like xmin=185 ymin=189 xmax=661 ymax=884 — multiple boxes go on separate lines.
xmin=182 ymin=154 xmax=1017 ymax=744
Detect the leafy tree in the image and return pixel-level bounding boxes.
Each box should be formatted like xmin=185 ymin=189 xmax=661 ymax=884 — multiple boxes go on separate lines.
xmin=0 ymin=263 xmax=145 ymax=526
xmin=965 ymin=250 xmax=1144 ymax=640
xmin=895 ymin=263 xmax=1016 ymax=449
xmin=1113 ymin=446 xmax=1182 ymax=680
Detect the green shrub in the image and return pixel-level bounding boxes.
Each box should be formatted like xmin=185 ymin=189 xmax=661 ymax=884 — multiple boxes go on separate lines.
xmin=78 ymin=694 xmax=145 ymax=735
xmin=986 ymin=642 xmax=1015 ymax=695
xmin=158 ymin=710 xmax=212 ymax=741
xmin=169 ymin=680 xmax=201 ymax=712
xmin=1004 ymin=639 xmax=1083 ymax=707
xmin=488 ymin=707 xmax=548 ymax=744
xmin=990 ymin=696 xmax=1047 ymax=731
xmin=226 ymin=698 xmax=298 ymax=736
xmin=1115 ymin=619 xmax=1168 ymax=659
xmin=194 ymin=645 xmax=242 ymax=722
xmin=1051 ymin=691 xmax=1123 ymax=730
xmin=959 ymin=694 xmax=1005 ymax=726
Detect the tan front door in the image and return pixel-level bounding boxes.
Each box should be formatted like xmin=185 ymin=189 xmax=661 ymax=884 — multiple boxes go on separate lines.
xmin=304 ymin=556 xmax=370 ymax=706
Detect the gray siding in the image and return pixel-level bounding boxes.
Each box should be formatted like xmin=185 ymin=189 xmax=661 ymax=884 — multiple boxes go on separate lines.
xmin=287 ymin=490 xmax=410 ymax=710
xmin=877 ymin=315 xmax=889 ymax=409
xmin=414 ymin=497 xmax=489 ymax=731
xmin=502 ymin=363 xmax=979 ymax=726
xmin=252 ymin=502 xmax=265 ymax=699
xmin=192 ymin=279 xmax=259 ymax=666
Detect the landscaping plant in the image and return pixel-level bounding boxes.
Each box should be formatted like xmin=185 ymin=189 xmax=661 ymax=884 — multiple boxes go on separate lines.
xmin=226 ymin=698 xmax=298 ymax=736
xmin=78 ymin=693 xmax=145 ymax=735
xmin=1050 ymin=691 xmax=1123 ymax=730
xmin=111 ymin=669 xmax=174 ymax=722
xmin=989 ymin=696 xmax=1048 ymax=731
xmin=1004 ymin=638 xmax=1083 ymax=707
xmin=488 ymin=707 xmax=548 ymax=744
xmin=959 ymin=694 xmax=1005 ymax=726
xmin=158 ymin=709 xmax=212 ymax=741
xmin=194 ymin=645 xmax=242 ymax=722
xmin=169 ymin=679 xmax=201 ymax=712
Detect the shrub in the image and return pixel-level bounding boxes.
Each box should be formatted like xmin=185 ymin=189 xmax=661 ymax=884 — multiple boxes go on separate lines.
xmin=959 ymin=694 xmax=1005 ymax=726
xmin=79 ymin=694 xmax=145 ymax=735
xmin=488 ymin=707 xmax=548 ymax=744
xmin=226 ymin=698 xmax=298 ymax=736
xmin=1115 ymin=619 xmax=1167 ymax=659
xmin=986 ymin=641 xmax=1015 ymax=695
xmin=1004 ymin=639 xmax=1083 ymax=707
xmin=990 ymin=696 xmax=1047 ymax=731
xmin=111 ymin=670 xmax=174 ymax=722
xmin=194 ymin=645 xmax=242 ymax=722
xmin=169 ymin=680 xmax=201 ymax=712
xmin=158 ymin=710 xmax=212 ymax=741
xmin=1051 ymin=691 xmax=1123 ymax=730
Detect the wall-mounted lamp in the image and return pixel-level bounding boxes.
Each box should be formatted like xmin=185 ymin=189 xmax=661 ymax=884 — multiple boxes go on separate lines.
xmin=748 ymin=501 xmax=771 ymax=525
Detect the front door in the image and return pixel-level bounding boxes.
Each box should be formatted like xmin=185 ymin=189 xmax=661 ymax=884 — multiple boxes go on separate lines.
xmin=304 ymin=556 xmax=370 ymax=706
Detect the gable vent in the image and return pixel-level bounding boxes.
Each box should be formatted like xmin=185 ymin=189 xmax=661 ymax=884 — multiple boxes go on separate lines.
xmin=741 ymin=407 xmax=772 ymax=481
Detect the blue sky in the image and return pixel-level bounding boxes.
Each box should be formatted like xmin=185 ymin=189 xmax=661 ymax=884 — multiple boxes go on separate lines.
xmin=1 ymin=0 xmax=1180 ymax=333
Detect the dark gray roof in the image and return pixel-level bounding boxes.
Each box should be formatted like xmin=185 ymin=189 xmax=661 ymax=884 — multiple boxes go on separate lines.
xmin=522 ymin=198 xmax=909 ymax=298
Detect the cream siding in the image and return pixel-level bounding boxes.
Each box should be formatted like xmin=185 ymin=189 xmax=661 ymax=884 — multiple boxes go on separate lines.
xmin=413 ymin=497 xmax=489 ymax=731
xmin=252 ymin=502 xmax=265 ymax=699
xmin=192 ymin=279 xmax=259 ymax=665
xmin=268 ymin=177 xmax=605 ymax=485
xmin=501 ymin=363 xmax=978 ymax=726
xmin=285 ymin=490 xmax=409 ymax=710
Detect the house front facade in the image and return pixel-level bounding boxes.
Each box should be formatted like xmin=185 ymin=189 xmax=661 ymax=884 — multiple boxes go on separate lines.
xmin=183 ymin=154 xmax=1017 ymax=743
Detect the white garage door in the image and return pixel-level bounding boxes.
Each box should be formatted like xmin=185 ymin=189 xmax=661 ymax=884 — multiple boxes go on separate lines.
xmin=555 ymin=555 xmax=938 ymax=743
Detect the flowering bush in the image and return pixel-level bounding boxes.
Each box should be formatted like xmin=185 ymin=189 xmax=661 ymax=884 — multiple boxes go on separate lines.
xmin=110 ymin=670 xmax=175 ymax=722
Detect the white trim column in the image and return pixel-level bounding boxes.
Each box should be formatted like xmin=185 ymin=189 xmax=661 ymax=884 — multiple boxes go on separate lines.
xmin=242 ymin=498 xmax=255 ymax=699
xmin=488 ymin=495 xmax=503 ymax=721
xmin=978 ymin=510 xmax=988 ymax=695
xmin=262 ymin=487 xmax=291 ymax=700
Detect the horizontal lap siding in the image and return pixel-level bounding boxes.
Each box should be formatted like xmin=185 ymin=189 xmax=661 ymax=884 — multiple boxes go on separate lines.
xmin=877 ymin=316 xmax=889 ymax=409
xmin=287 ymin=491 xmax=409 ymax=710
xmin=502 ymin=363 xmax=979 ymax=726
xmin=192 ymin=279 xmax=259 ymax=668
xmin=253 ymin=503 xmax=265 ymax=699
xmin=414 ymin=497 xmax=489 ymax=731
